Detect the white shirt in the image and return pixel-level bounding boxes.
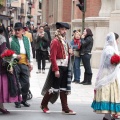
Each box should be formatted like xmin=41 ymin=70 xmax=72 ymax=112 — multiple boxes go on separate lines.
xmin=56 ymin=56 xmax=68 ymax=67
xmin=9 ymin=36 xmax=33 ymax=65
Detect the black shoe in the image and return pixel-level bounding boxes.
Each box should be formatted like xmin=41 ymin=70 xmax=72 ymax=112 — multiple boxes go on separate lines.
xmin=79 ymin=81 xmax=86 ymax=84
xmin=21 ymin=101 xmax=30 ymax=107
xmin=75 ymin=81 xmax=80 ymax=84
xmin=15 ymin=102 xmax=21 ymax=108
xmin=83 ymin=82 xmax=92 ymax=85
xmin=103 ymin=117 xmax=108 ymax=120
xmin=72 ymin=80 xmax=76 ymax=83
xmin=111 ymin=118 xmax=115 ymax=120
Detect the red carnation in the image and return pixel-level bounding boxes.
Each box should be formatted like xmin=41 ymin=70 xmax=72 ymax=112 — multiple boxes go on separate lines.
xmin=1 ymin=49 xmax=15 ymax=58
xmin=110 ymin=54 xmax=120 ymax=65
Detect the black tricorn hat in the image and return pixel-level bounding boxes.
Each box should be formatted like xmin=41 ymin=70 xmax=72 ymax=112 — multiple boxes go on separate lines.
xmin=56 ymin=22 xmax=70 ymax=29
xmin=14 ymin=22 xmax=23 ymax=29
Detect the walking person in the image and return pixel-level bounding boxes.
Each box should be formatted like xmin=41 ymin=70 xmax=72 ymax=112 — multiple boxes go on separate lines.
xmin=41 ymin=22 xmax=76 ymax=115
xmin=79 ymin=28 xmax=93 ymax=85
xmin=36 ymin=26 xmax=48 ymax=74
xmin=10 ymin=22 xmax=33 ymax=108
xmin=70 ymin=30 xmax=81 ymax=83
xmin=0 ymin=25 xmax=21 ymax=114
xmin=43 ymin=22 xmax=52 ymax=47
xmin=91 ymin=32 xmax=120 ymax=120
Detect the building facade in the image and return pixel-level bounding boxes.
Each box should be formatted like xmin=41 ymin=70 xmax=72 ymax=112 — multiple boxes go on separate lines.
xmin=42 ymin=0 xmax=120 ymax=68
xmin=0 ymin=0 xmax=42 ymax=27
xmin=0 ymin=0 xmax=12 ymax=26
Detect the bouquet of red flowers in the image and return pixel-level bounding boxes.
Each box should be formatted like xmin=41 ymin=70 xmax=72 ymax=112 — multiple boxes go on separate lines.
xmin=110 ymin=54 xmax=120 ymax=65
xmin=1 ymin=49 xmax=17 ymax=73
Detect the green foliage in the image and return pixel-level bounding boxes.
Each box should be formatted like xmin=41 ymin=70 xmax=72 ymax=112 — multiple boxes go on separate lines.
xmin=27 ymin=15 xmax=33 ymax=19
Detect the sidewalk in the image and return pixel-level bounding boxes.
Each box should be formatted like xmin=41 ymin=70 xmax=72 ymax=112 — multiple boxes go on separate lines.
xmin=30 ymin=59 xmax=98 ymax=104
xmin=2 ymin=59 xmax=104 ymax=120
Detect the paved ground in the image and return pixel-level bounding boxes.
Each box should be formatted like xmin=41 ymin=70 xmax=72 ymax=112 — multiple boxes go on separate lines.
xmin=1 ymin=59 xmax=105 ymax=120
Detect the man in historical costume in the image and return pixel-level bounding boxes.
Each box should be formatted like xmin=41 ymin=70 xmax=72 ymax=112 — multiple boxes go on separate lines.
xmin=41 ymin=22 xmax=76 ymax=115
xmin=10 ymin=22 xmax=33 ymax=108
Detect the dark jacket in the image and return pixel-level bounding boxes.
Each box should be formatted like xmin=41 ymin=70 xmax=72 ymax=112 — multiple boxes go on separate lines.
xmin=44 ymin=29 xmax=51 ymax=47
xmin=80 ymin=36 xmax=93 ymax=55
xmin=36 ymin=32 xmax=48 ymax=51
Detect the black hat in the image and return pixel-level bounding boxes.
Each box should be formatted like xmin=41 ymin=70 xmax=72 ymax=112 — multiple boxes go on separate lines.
xmin=14 ymin=22 xmax=23 ymax=29
xmin=56 ymin=22 xmax=70 ymax=29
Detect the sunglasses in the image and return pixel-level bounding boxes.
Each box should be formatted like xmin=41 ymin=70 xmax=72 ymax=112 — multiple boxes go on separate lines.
xmin=15 ymin=29 xmax=21 ymax=31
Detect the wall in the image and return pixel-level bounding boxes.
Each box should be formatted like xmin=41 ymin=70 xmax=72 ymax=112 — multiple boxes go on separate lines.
xmin=72 ymin=0 xmax=101 ymax=19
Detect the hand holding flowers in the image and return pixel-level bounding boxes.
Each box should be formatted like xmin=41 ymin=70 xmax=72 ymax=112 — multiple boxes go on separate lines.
xmin=1 ymin=49 xmax=18 ymax=74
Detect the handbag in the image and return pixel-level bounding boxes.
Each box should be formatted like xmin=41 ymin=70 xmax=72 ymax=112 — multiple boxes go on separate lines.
xmin=73 ymin=50 xmax=80 ymax=57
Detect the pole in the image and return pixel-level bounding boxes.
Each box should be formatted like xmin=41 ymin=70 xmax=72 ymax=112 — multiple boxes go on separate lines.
xmin=82 ymin=11 xmax=85 ymax=33
xmin=10 ymin=3 xmax=11 ymax=26
xmin=82 ymin=0 xmax=86 ymax=33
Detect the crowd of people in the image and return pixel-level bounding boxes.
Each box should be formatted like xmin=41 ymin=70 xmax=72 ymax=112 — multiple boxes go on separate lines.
xmin=0 ymin=21 xmax=120 ymax=120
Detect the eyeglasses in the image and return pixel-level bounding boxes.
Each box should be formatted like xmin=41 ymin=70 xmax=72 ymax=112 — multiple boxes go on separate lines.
xmin=15 ymin=29 xmax=21 ymax=31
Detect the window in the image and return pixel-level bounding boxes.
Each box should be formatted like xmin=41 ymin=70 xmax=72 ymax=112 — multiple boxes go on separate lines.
xmin=39 ymin=0 xmax=42 ymax=9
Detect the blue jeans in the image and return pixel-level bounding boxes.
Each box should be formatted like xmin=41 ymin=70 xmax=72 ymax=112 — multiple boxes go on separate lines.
xmin=73 ymin=56 xmax=81 ymax=82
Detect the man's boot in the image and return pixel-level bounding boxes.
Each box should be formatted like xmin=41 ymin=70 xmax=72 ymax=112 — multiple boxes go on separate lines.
xmin=60 ymin=91 xmax=76 ymax=115
xmin=41 ymin=91 xmax=53 ymax=113
xmin=79 ymin=72 xmax=87 ymax=84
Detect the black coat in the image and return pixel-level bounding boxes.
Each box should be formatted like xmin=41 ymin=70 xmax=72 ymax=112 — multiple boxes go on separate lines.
xmin=36 ymin=32 xmax=48 ymax=50
xmin=80 ymin=36 xmax=93 ymax=55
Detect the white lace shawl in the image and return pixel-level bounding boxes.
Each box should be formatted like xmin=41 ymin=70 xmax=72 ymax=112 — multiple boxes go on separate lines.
xmin=95 ymin=32 xmax=120 ymax=89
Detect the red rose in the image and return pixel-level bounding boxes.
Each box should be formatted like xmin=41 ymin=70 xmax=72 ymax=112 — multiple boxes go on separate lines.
xmin=1 ymin=49 xmax=15 ymax=58
xmin=110 ymin=54 xmax=120 ymax=64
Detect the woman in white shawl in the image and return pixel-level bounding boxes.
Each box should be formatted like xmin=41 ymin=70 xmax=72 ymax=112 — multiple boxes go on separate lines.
xmin=91 ymin=32 xmax=120 ymax=120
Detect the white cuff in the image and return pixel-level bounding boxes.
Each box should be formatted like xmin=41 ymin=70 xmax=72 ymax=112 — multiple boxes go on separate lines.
xmin=13 ymin=54 xmax=17 ymax=58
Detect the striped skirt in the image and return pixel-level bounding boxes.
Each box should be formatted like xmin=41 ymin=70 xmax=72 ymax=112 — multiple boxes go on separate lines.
xmin=91 ymin=80 xmax=120 ymax=115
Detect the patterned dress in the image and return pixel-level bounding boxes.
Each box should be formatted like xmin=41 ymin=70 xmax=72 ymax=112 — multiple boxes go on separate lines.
xmin=0 ymin=35 xmax=21 ymax=103
xmin=91 ymin=32 xmax=120 ymax=115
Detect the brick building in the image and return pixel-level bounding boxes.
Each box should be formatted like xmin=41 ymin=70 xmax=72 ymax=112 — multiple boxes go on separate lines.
xmin=42 ymin=0 xmax=120 ymax=68
xmin=42 ymin=0 xmax=101 ymax=23
xmin=42 ymin=0 xmax=101 ymax=38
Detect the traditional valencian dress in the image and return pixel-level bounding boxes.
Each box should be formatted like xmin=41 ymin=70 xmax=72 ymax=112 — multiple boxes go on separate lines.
xmin=91 ymin=32 xmax=120 ymax=115
xmin=0 ymin=34 xmax=21 ymax=103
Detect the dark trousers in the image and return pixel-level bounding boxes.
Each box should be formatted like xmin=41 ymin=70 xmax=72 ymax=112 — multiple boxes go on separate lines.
xmin=32 ymin=47 xmax=36 ymax=58
xmin=15 ymin=64 xmax=30 ymax=102
xmin=37 ymin=60 xmax=45 ymax=70
xmin=81 ymin=54 xmax=92 ymax=74
xmin=37 ymin=50 xmax=47 ymax=70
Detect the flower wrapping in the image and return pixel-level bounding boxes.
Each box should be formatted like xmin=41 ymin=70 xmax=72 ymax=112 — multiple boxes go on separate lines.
xmin=110 ymin=54 xmax=120 ymax=65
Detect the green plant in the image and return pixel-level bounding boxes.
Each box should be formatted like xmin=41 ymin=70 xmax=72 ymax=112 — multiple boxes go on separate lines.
xmin=27 ymin=15 xmax=33 ymax=19
xmin=0 ymin=4 xmax=3 ymax=8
